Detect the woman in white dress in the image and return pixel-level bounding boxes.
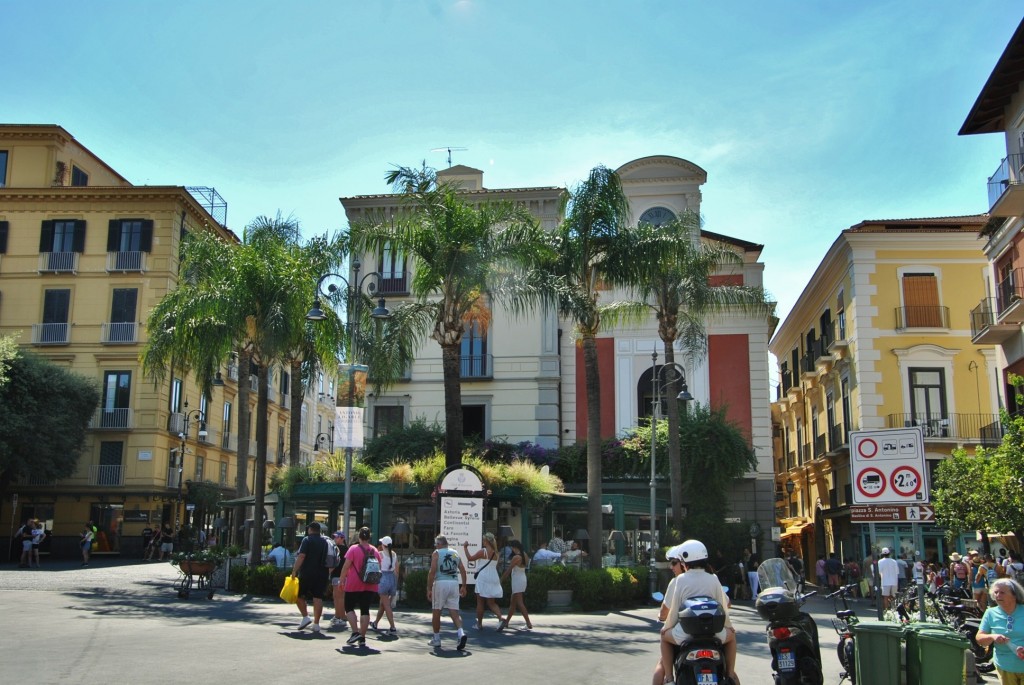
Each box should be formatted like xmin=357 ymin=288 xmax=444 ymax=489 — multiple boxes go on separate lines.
xmin=463 ymin=533 xmax=505 ymax=630
xmin=500 ymin=539 xmax=532 ymax=631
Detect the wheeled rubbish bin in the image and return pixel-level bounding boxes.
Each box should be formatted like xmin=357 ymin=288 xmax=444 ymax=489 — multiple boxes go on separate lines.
xmin=905 ymin=623 xmax=970 ymax=685
xmin=851 ymin=620 xmax=905 ymax=685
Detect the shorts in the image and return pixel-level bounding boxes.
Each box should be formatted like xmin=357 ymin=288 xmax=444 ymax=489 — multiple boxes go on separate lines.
xmin=298 ymin=571 xmax=329 ymax=601
xmin=160 ymin=542 xmax=173 ymax=553
xmin=881 ymin=584 xmax=897 ymax=597
xmin=345 ymin=590 xmax=375 ymax=615
xmin=331 ymin=576 xmax=342 ymax=587
xmin=671 ymin=623 xmax=729 ymax=645
xmin=378 ymin=571 xmax=397 ymax=597
xmin=22 ymin=540 xmax=32 ymax=551
xmin=432 ymin=580 xmax=461 ymax=611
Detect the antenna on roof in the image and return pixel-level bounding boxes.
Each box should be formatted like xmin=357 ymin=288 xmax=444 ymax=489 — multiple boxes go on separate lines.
xmin=430 ymin=146 xmax=468 ymax=167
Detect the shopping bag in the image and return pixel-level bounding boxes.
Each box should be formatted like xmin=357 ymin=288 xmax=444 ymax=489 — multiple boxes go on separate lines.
xmin=279 ymin=576 xmax=299 ymax=604
xmin=858 ymin=578 xmax=869 ymax=597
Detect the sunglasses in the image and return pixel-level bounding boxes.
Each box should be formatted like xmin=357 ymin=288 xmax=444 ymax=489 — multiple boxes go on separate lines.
xmin=670 ymin=560 xmax=681 ymax=566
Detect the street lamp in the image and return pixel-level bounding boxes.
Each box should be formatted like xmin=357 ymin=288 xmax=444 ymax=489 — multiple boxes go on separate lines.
xmin=648 ymin=350 xmax=694 ymax=600
xmin=307 ymin=258 xmax=391 ymax=537
xmin=313 ymin=430 xmax=333 ymax=453
xmin=176 ymin=406 xmax=207 ymax=534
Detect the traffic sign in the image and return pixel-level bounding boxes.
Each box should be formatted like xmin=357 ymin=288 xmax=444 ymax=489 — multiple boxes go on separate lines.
xmin=850 ymin=505 xmax=935 ymax=523
xmin=850 ymin=427 xmax=929 ymax=504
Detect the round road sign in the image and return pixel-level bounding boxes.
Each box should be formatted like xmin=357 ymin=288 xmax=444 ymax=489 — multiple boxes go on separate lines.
xmin=857 ymin=438 xmax=878 ymax=459
xmin=856 ymin=467 xmax=886 ymax=498
xmin=890 ymin=466 xmax=923 ymax=498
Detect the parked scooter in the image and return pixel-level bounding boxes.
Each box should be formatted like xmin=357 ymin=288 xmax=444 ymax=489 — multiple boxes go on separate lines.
xmin=755 ymin=558 xmax=824 ymax=685
xmin=672 ymin=595 xmax=735 ymax=685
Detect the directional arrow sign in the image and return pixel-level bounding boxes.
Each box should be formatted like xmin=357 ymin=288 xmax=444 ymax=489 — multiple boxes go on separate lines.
xmin=851 ymin=504 xmax=936 ymax=523
xmin=904 ymin=505 xmax=934 ymax=522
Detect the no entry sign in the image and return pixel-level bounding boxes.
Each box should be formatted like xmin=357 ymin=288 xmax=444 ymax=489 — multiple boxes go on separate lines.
xmin=850 ymin=427 xmax=929 ymax=505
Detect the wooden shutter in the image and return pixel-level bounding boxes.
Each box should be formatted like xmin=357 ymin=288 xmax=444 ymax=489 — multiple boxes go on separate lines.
xmin=107 ymin=220 xmax=121 ymax=251
xmin=0 ymin=221 xmax=8 ymax=254
xmin=902 ymin=274 xmax=940 ymax=327
xmin=72 ymin=219 xmax=87 ymax=253
xmin=140 ymin=220 xmax=154 ymax=252
xmin=39 ymin=220 xmax=54 ymax=252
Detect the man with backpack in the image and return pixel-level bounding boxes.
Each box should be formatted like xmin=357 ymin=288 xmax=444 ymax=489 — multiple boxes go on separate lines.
xmin=338 ymin=526 xmax=381 ymax=647
xmin=290 ymin=522 xmax=332 ymax=633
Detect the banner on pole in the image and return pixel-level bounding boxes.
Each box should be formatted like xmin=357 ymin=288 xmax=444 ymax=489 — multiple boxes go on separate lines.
xmin=334 ymin=406 xmax=365 ymax=449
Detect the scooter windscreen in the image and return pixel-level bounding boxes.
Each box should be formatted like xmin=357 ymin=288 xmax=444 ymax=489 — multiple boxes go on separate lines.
xmin=757 ymin=557 xmax=799 ymax=593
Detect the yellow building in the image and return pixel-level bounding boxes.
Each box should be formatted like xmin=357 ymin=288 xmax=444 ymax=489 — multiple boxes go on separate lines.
xmin=769 ymin=216 xmax=998 ymax=572
xmin=0 ymin=125 xmax=335 ymax=558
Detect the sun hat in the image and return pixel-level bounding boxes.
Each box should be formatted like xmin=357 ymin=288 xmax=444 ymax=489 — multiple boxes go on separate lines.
xmin=333 ymin=530 xmax=346 ymax=539
xmin=949 ymin=552 xmax=962 ymax=561
xmin=969 ymin=550 xmax=979 ymax=556
xmin=379 ymin=535 xmax=393 ymax=546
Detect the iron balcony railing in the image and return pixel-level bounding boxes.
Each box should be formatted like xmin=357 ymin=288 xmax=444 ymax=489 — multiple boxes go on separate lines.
xmin=886 ymin=413 xmax=1003 ymax=444
xmin=226 ymin=361 xmax=239 ymax=382
xmin=830 ymin=422 xmax=848 ymax=451
xmin=997 ymin=268 xmax=1024 ymax=313
xmin=101 ymin=322 xmax=137 ymax=344
xmin=106 ymin=251 xmax=147 ymax=272
xmin=971 ymin=297 xmax=998 ymax=337
xmin=32 ymin=323 xmax=69 ymax=345
xmin=89 ymin=464 xmax=123 ymax=486
xmin=221 ymin=432 xmax=237 ymax=452
xmin=375 ymin=270 xmax=410 ymax=295
xmin=814 ymin=432 xmax=827 ymax=458
xmin=895 ymin=305 xmax=950 ymax=330
xmin=166 ymin=467 xmax=181 ymax=489
xmin=460 ymin=354 xmax=493 ymax=379
xmin=93 ymin=408 xmax=133 ymax=429
xmin=988 ymin=153 xmax=1024 ymax=209
xmin=38 ymin=251 xmax=78 ymax=272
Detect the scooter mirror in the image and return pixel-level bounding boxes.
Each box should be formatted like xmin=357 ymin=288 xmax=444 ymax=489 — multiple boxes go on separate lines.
xmin=651 ymin=591 xmax=664 ymax=603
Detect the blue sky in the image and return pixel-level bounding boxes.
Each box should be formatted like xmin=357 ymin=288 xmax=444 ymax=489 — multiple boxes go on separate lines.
xmin=5 ymin=1 xmax=1021 ymax=326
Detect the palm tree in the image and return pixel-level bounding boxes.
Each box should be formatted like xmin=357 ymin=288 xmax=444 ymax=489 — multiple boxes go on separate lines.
xmin=142 ymin=215 xmax=310 ymax=564
xmin=549 ymin=165 xmax=632 ymax=569
xmin=613 ymin=210 xmax=776 ymax=531
xmin=349 ymin=164 xmax=552 ymax=468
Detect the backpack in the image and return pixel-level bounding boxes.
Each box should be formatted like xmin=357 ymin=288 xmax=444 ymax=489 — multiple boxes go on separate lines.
xmin=361 ymin=544 xmax=382 ymax=584
xmin=323 ymin=536 xmax=340 ymax=569
xmin=1011 ymin=562 xmax=1024 ymax=585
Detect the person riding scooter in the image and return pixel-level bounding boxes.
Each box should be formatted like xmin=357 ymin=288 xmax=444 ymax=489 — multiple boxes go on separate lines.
xmin=658 ymin=539 xmax=740 ymax=685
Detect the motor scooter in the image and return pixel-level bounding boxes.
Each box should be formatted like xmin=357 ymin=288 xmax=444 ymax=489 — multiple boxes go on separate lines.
xmin=755 ymin=558 xmax=823 ymax=685
xmin=672 ymin=596 xmax=735 ymax=685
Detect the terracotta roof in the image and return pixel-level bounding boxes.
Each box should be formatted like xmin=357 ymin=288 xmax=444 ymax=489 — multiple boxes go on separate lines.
xmin=960 ymin=17 xmax=1024 ymax=135
xmin=843 ymin=215 xmax=988 ymax=233
xmin=700 ymin=229 xmax=763 ymax=252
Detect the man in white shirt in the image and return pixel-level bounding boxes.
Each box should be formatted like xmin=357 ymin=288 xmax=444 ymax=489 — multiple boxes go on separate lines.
xmin=876 ymin=547 xmax=900 ymax=610
xmin=267 ymin=542 xmax=288 ymax=568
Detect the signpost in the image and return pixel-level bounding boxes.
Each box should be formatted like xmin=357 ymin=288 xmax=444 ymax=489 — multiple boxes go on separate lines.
xmin=436 ymin=465 xmax=487 ymax=584
xmin=850 ymin=505 xmax=935 ymax=523
xmin=850 ymin=427 xmax=929 ymax=505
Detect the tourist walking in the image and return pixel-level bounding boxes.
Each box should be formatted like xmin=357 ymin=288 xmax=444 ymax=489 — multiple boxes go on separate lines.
xmin=329 ymin=531 xmax=348 ymax=628
xmin=17 ymin=518 xmax=34 ymax=568
xmin=463 ymin=532 xmax=505 ymax=630
xmin=30 ymin=521 xmax=44 ymax=567
xmin=815 ymin=556 xmax=827 ymax=590
xmin=338 ymin=527 xmax=381 ymax=647
xmin=877 ymin=547 xmax=900 ymax=610
xmin=426 ymin=534 xmax=468 ymax=650
xmin=500 ymin=539 xmax=532 ymax=632
xmin=158 ymin=523 xmax=174 ymax=561
xmin=80 ymin=520 xmax=96 ymax=566
xmin=950 ymin=552 xmax=970 ymax=592
xmin=290 ymin=522 xmax=330 ymax=633
xmin=976 ymin=578 xmax=1024 ymax=684
xmin=745 ymin=548 xmax=761 ymax=596
xmin=370 ymin=535 xmax=399 ymax=634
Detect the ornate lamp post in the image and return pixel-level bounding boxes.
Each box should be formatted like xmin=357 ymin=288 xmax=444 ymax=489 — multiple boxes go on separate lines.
xmin=648 ymin=350 xmax=693 ymax=600
xmin=307 ymin=258 xmax=391 ymax=536
xmin=176 ymin=407 xmax=207 ymax=534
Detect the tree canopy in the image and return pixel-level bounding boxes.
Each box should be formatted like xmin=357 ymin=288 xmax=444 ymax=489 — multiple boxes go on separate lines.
xmin=0 ymin=349 xmax=99 ymax=494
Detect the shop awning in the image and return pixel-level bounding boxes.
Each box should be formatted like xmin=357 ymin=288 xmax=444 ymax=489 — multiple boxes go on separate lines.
xmin=782 ymin=520 xmax=814 ymax=538
xmin=221 ymin=492 xmax=280 ymax=506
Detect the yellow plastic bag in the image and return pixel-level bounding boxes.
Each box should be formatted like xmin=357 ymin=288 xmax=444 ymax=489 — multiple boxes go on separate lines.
xmin=279 ymin=576 xmax=299 ymax=604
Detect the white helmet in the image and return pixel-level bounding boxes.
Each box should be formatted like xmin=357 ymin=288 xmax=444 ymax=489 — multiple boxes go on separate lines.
xmin=679 ymin=539 xmax=708 ymax=563
xmin=667 ymin=544 xmax=686 ymax=561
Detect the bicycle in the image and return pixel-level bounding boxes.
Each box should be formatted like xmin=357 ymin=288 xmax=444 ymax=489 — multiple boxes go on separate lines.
xmin=826 ymin=583 xmax=859 ymax=683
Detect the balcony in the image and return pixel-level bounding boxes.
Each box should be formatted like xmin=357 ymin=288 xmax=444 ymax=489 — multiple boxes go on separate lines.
xmin=997 ymin=269 xmax=1024 ymax=324
xmin=895 ymin=305 xmax=949 ymax=330
xmin=829 ymin=422 xmax=849 ymax=453
xmin=886 ymin=413 xmax=1003 ymax=445
xmin=988 ymin=153 xmax=1024 ymax=217
xmin=106 ymin=250 xmax=147 ymax=272
xmin=814 ymin=432 xmax=827 ymax=459
xmin=460 ymin=354 xmax=493 ymax=379
xmin=89 ymin=464 xmax=124 ymax=486
xmin=38 ymin=251 xmax=78 ymax=273
xmin=971 ymin=297 xmax=1018 ymax=344
xmin=101 ymin=322 xmax=138 ymax=344
xmin=198 ymin=426 xmax=218 ymax=447
xmin=375 ymin=270 xmax=410 ymax=295
xmin=92 ymin=408 xmax=134 ymax=430
xmin=221 ymin=432 xmax=237 ymax=452
xmin=31 ymin=323 xmax=69 ymax=345
xmin=249 ymin=374 xmax=259 ymax=392
xmin=226 ymin=361 xmax=239 ymax=382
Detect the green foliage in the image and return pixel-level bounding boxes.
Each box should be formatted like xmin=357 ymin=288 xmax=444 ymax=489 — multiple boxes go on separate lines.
xmin=549 ymin=438 xmax=629 ymax=483
xmin=0 ymin=334 xmax=17 ymax=389
xmin=362 ymin=417 xmax=445 ymax=469
xmin=228 ymin=563 xmax=289 ymax=595
xmin=403 ymin=569 xmax=429 ymax=607
xmin=169 ymin=548 xmax=225 ymax=567
xmin=0 ymin=350 xmax=99 ymax=490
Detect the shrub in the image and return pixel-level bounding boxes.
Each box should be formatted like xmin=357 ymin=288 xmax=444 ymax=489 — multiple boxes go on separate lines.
xmin=363 ymin=418 xmax=444 ymax=469
xmin=403 ymin=569 xmax=429 ymax=607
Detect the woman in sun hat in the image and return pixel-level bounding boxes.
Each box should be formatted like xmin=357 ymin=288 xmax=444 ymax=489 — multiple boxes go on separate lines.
xmin=950 ymin=551 xmax=970 ymax=593
xmin=370 ymin=535 xmax=399 ymax=634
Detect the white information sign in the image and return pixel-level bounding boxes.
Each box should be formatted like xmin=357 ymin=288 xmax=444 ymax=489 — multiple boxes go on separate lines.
xmin=439 ymin=495 xmax=484 ymax=584
xmin=850 ymin=427 xmax=928 ymax=505
xmin=333 ymin=407 xmax=364 ymax=449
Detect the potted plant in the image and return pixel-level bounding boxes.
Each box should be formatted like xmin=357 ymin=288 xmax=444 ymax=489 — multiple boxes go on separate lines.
xmin=170 ymin=548 xmax=226 ymax=575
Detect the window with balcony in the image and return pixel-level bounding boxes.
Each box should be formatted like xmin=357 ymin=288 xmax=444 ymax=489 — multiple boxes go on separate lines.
xmin=107 ymin=219 xmax=153 ymax=271
xmin=39 ymin=219 xmax=85 ymax=271
xmin=378 ymin=242 xmax=408 ymax=294
xmin=899 ymin=272 xmax=945 ymax=328
xmin=101 ymin=371 xmax=132 ymax=429
xmin=909 ymin=368 xmax=948 ymax=433
xmin=219 ymin=461 xmax=229 ymax=486
xmin=195 ymin=455 xmax=205 ymax=481
xmin=222 ymin=401 xmax=233 ymax=449
xmin=104 ymin=288 xmax=137 ymax=343
xmin=96 ymin=441 xmax=124 ymax=486
xmin=170 ymin=378 xmax=182 ymax=413
xmin=35 ymin=288 xmax=70 ymax=344
xmin=461 ymin=321 xmax=490 ymax=378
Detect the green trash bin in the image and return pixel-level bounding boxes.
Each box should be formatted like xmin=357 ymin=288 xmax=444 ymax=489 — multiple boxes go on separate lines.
xmin=905 ymin=624 xmax=941 ymax=685
xmin=852 ymin=620 xmax=904 ymax=685
xmin=917 ymin=626 xmax=969 ymax=685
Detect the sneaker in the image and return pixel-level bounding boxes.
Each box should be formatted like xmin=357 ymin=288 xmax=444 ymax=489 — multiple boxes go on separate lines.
xmin=330 ymin=618 xmax=345 ymax=628
xmin=428 ymin=637 xmax=442 ymax=648
xmin=496 ymin=619 xmax=507 ymax=632
xmin=388 ymin=627 xmax=398 ymax=634
xmin=368 ymin=621 xmax=377 ymax=631
xmin=357 ymin=635 xmax=366 ymax=647
xmin=346 ymin=632 xmax=362 ymax=645
xmin=457 ymin=633 xmax=468 ymax=651
xmin=311 ymin=623 xmax=321 ymax=633
xmin=298 ymin=616 xmax=312 ymax=631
